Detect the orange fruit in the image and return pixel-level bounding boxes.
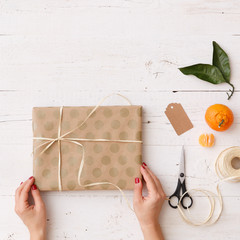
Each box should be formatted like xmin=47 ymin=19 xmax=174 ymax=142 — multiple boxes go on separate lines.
xmin=205 ymin=104 xmax=234 ymax=131
xmin=199 ymin=133 xmax=215 ymax=147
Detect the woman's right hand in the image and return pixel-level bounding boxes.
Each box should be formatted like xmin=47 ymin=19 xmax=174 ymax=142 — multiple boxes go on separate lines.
xmin=133 ymin=162 xmax=166 ymax=240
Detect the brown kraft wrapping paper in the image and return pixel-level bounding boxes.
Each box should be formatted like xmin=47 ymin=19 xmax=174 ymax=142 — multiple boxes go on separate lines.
xmin=32 ymin=105 xmax=142 ymax=191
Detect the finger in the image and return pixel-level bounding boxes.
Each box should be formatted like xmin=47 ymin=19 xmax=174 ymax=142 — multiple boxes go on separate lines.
xmin=17 ymin=176 xmax=34 ymax=197
xmin=144 ymin=164 xmax=165 ymax=196
xmin=15 ymin=177 xmax=34 ymax=213
xmin=133 ymin=177 xmax=143 ymax=205
xmin=15 ymin=177 xmax=31 ymax=203
xmin=31 ymin=184 xmax=44 ymax=210
xmin=15 ymin=181 xmax=24 ymax=202
xmin=140 ymin=165 xmax=158 ymax=195
xmin=19 ymin=176 xmax=35 ymax=205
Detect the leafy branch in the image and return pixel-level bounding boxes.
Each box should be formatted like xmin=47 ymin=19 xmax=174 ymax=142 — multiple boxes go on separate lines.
xmin=179 ymin=41 xmax=234 ymax=100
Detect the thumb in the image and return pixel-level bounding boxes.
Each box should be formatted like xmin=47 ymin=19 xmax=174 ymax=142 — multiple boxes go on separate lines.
xmin=31 ymin=184 xmax=44 ymax=209
xmin=133 ymin=177 xmax=143 ymax=204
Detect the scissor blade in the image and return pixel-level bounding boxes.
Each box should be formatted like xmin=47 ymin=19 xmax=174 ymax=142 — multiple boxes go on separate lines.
xmin=179 ymin=146 xmax=185 ymax=182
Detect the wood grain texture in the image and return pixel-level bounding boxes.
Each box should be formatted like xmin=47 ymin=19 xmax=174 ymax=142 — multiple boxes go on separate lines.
xmin=0 ymin=0 xmax=240 ymax=239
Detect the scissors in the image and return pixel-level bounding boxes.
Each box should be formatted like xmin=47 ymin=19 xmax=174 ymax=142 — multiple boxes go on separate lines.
xmin=168 ymin=146 xmax=193 ymax=209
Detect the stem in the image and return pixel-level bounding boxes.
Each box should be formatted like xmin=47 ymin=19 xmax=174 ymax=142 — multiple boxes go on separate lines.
xmin=226 ymin=82 xmax=235 ymax=100
xmin=218 ymin=119 xmax=224 ymax=128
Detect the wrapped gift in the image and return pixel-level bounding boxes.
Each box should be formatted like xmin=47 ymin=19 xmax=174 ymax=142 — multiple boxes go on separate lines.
xmin=32 ymin=103 xmax=142 ymax=191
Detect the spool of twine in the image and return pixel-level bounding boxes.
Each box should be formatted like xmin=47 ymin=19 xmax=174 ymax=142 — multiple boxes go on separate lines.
xmin=215 ymin=146 xmax=240 ymax=182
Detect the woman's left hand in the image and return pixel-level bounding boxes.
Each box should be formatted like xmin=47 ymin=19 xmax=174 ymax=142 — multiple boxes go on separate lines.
xmin=15 ymin=176 xmax=46 ymax=240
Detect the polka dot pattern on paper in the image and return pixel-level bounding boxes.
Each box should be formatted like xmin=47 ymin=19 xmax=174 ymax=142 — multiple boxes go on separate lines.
xmin=101 ymin=156 xmax=111 ymax=165
xmin=86 ymin=132 xmax=94 ymax=139
xmin=110 ymin=143 xmax=120 ymax=153
xmin=117 ymin=179 xmax=127 ymax=189
xmin=44 ymin=122 xmax=54 ymax=131
xmin=92 ymin=168 xmax=102 ymax=178
xmin=103 ymin=108 xmax=113 ymax=118
xmin=84 ymin=156 xmax=93 ymax=166
xmin=36 ymin=110 xmax=46 ymax=119
xmin=93 ymin=144 xmax=103 ymax=153
xmin=118 ymin=155 xmax=127 ymax=165
xmin=119 ymin=131 xmax=128 ymax=140
xmin=120 ymin=108 xmax=129 ymax=118
xmin=111 ymin=120 xmax=120 ymax=129
xmin=42 ymin=169 xmax=51 ymax=178
xmin=94 ymin=120 xmax=104 ymax=129
xmin=128 ymin=119 xmax=137 ymax=129
xmin=67 ymin=180 xmax=76 ymax=190
xmin=33 ymin=105 xmax=142 ymax=191
xmin=126 ymin=167 xmax=135 ymax=177
xmin=102 ymin=131 xmax=111 ymax=139
xmin=109 ymin=168 xmax=119 ymax=177
xmin=100 ymin=180 xmax=110 ymax=190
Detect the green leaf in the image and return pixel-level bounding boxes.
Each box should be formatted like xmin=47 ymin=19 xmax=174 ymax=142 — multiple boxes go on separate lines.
xmin=212 ymin=41 xmax=231 ymax=82
xmin=179 ymin=64 xmax=226 ymax=84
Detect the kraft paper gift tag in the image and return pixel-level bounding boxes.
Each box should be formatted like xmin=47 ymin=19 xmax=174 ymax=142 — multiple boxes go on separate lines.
xmin=32 ymin=105 xmax=142 ymax=191
xmin=165 ymin=103 xmax=193 ymax=136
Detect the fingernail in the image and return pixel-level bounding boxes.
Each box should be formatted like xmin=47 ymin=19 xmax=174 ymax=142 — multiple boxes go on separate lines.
xmin=135 ymin=177 xmax=140 ymax=184
xmin=20 ymin=182 xmax=23 ymax=185
xmin=143 ymin=162 xmax=147 ymax=167
xmin=31 ymin=184 xmax=37 ymax=190
xmin=142 ymin=165 xmax=146 ymax=169
xmin=29 ymin=176 xmax=33 ymax=180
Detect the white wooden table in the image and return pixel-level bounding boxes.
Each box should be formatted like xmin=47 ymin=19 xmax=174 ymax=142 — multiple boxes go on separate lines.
xmin=1 ymin=0 xmax=240 ymax=239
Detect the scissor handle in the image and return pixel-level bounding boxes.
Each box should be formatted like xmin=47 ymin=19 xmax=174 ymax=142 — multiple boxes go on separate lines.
xmin=168 ymin=194 xmax=180 ymax=209
xmin=180 ymin=179 xmax=193 ymax=209
xmin=168 ymin=179 xmax=193 ymax=209
xmin=168 ymin=179 xmax=181 ymax=209
xmin=180 ymin=193 xmax=193 ymax=209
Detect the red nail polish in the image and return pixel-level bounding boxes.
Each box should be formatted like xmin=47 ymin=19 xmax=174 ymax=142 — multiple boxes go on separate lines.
xmin=20 ymin=182 xmax=23 ymax=185
xmin=143 ymin=162 xmax=147 ymax=167
xmin=32 ymin=184 xmax=37 ymax=190
xmin=135 ymin=177 xmax=139 ymax=184
xmin=29 ymin=176 xmax=33 ymax=180
xmin=142 ymin=165 xmax=146 ymax=169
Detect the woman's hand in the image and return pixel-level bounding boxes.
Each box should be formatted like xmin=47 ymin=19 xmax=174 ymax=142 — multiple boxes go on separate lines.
xmin=133 ymin=162 xmax=166 ymax=240
xmin=15 ymin=176 xmax=46 ymax=240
